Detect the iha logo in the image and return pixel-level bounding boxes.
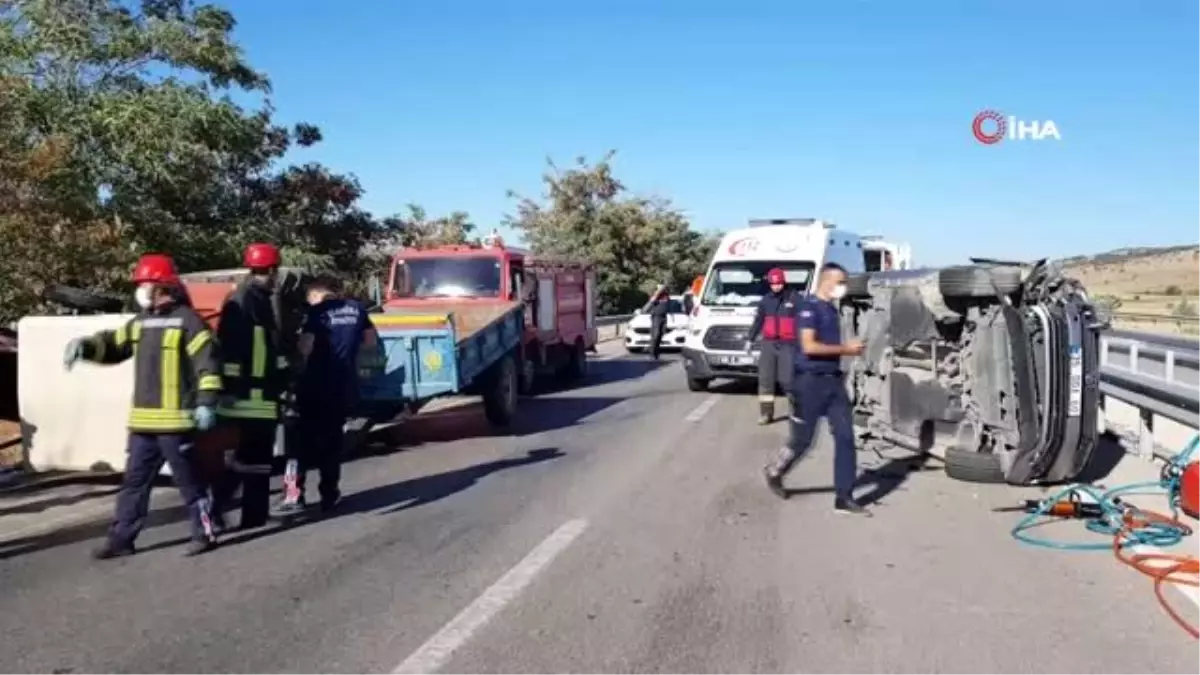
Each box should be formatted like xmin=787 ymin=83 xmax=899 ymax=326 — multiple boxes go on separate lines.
xmin=972 ymin=109 xmax=1061 ymax=144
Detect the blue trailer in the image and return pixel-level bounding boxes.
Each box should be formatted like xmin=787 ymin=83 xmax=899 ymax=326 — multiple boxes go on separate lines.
xmin=356 ymin=302 xmax=524 ymax=427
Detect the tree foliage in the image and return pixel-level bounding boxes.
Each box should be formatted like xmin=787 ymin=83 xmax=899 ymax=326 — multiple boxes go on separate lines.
xmin=506 ymin=152 xmax=718 ymax=314
xmin=0 ymin=2 xmax=717 ymax=323
xmin=0 ymin=0 xmax=398 ymax=320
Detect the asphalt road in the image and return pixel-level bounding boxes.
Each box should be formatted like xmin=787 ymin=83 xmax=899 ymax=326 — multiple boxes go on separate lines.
xmin=0 ymin=342 xmax=1196 ymax=674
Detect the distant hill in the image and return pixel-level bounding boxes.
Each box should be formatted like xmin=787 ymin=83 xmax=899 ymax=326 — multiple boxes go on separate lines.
xmin=1060 ymin=244 xmax=1199 ymax=297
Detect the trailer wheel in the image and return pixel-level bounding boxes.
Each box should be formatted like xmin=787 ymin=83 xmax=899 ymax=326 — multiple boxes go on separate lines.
xmin=483 ymin=354 xmax=518 ymax=427
xmin=518 ymin=349 xmax=539 ymax=396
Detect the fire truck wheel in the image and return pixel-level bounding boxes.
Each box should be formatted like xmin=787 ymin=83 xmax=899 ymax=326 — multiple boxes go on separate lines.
xmin=565 ymin=339 xmax=588 ymax=381
xmin=483 ymin=354 xmax=518 ymax=427
xmin=518 ymin=351 xmax=539 ymax=396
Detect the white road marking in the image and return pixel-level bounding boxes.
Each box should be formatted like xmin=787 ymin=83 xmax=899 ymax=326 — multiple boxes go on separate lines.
xmin=1125 ymin=543 xmax=1200 ymax=609
xmin=393 ymin=518 xmax=589 ymax=674
xmin=684 ymin=395 xmax=720 ymax=423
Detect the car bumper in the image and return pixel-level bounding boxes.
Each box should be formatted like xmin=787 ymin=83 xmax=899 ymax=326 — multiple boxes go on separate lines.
xmin=625 ymin=328 xmax=688 ymax=350
xmin=681 ymin=346 xmax=760 ymax=380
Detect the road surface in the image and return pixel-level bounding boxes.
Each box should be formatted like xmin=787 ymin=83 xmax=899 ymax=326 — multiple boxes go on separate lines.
xmin=0 ymin=342 xmax=1196 ymax=673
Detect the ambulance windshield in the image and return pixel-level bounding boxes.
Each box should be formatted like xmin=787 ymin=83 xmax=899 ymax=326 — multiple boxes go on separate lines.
xmin=392 ymin=257 xmax=503 ymax=298
xmin=701 ymin=262 xmax=814 ymax=306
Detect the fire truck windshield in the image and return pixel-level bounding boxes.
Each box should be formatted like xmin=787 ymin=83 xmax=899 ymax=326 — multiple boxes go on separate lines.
xmin=392 ymin=257 xmax=503 ymax=298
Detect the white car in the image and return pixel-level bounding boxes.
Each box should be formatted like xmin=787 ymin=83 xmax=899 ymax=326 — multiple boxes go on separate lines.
xmin=625 ymin=295 xmax=690 ymax=353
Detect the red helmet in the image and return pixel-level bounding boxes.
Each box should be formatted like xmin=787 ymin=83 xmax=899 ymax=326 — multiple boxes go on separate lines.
xmin=131 ymin=253 xmax=180 ymax=285
xmin=243 ymin=242 xmax=281 ymax=270
xmin=766 ymin=268 xmax=786 ymax=285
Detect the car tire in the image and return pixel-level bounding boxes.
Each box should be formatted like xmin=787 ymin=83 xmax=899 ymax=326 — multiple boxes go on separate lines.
xmin=42 ymin=284 xmax=125 ymax=313
xmin=938 ymin=265 xmax=1022 ymax=298
xmin=686 ymin=375 xmax=710 ymax=392
xmin=844 ymin=273 xmax=872 ymax=299
xmin=943 ymin=447 xmax=1006 ymax=483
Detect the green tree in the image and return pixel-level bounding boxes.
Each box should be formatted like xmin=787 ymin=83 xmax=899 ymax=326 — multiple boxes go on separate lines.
xmin=505 ymin=152 xmax=717 ymax=314
xmin=0 ymin=0 xmax=398 ymax=321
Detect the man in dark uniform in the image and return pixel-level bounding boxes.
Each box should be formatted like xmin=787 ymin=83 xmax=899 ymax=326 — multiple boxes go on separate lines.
xmin=745 ymin=267 xmax=801 ymax=425
xmin=64 ymin=253 xmax=223 ymax=558
xmin=275 ymin=275 xmax=377 ymax=514
xmin=641 ymin=284 xmax=671 ymax=360
xmin=763 ymin=262 xmax=870 ymax=516
xmin=211 ymin=242 xmax=290 ymax=531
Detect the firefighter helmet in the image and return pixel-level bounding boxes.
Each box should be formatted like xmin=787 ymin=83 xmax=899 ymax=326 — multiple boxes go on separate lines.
xmin=766 ymin=268 xmax=786 ymax=285
xmin=131 ymin=253 xmax=180 ymax=285
xmin=243 ymin=242 xmax=281 ymax=270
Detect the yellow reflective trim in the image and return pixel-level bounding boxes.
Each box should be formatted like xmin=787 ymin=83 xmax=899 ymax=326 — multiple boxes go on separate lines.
xmin=161 ymin=328 xmax=182 ymax=411
xmin=198 ymin=374 xmax=222 ymax=391
xmin=186 ymin=329 xmax=211 ymax=357
xmin=114 ymin=325 xmax=128 ymax=346
xmin=371 ymin=314 xmax=450 ymax=328
xmin=217 ymin=407 xmax=277 ymax=420
xmin=251 ymin=326 xmax=267 ymax=378
xmin=131 ymin=322 xmax=141 ymax=342
xmin=250 ymin=388 xmax=263 ymax=402
xmin=223 ymin=363 xmax=242 ymax=377
xmin=128 ymin=407 xmax=194 ymax=431
xmin=276 ymin=355 xmax=288 ymax=369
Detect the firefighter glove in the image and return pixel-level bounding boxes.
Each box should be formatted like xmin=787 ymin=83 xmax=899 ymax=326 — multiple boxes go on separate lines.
xmin=194 ymin=405 xmax=217 ymax=432
xmin=63 ymin=338 xmax=85 ymax=371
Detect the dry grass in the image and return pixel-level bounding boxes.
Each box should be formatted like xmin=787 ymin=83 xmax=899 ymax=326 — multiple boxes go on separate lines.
xmin=1062 ymin=245 xmax=1199 ymax=335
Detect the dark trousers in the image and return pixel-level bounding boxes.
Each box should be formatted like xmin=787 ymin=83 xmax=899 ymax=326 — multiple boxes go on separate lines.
xmin=770 ymin=372 xmax=858 ymax=497
xmin=110 ymin=432 xmax=213 ymax=546
xmin=648 ymin=317 xmax=666 ymax=358
xmin=212 ymin=420 xmax=277 ymax=528
xmin=757 ymin=341 xmax=795 ymax=404
xmin=292 ymin=406 xmax=346 ymax=503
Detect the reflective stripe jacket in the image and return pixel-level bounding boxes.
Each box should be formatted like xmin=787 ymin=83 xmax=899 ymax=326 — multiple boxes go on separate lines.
xmin=80 ymin=303 xmax=222 ymax=432
xmin=748 ymin=290 xmax=802 ymax=343
xmin=216 ymin=281 xmax=289 ymax=420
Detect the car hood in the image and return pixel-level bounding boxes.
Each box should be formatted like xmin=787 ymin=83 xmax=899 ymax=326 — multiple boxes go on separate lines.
xmin=629 ymin=313 xmax=689 ymax=329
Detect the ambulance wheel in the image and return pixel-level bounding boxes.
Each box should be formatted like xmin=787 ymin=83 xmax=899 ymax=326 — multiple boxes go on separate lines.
xmin=518 ymin=350 xmax=538 ymax=396
xmin=483 ymin=354 xmax=518 ymax=427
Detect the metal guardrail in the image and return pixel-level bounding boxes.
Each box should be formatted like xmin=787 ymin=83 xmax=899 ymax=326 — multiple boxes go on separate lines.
xmin=596 ymin=314 xmax=633 ymax=327
xmin=1099 ymin=329 xmax=1200 ymax=458
xmin=1110 ymin=311 xmax=1199 ymax=329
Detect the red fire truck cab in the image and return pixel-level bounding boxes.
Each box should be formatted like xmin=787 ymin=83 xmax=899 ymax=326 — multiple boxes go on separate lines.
xmin=383 ymin=236 xmax=598 ymax=393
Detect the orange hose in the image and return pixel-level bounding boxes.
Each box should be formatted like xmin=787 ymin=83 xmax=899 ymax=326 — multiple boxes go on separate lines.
xmin=1113 ymin=508 xmax=1199 ymax=638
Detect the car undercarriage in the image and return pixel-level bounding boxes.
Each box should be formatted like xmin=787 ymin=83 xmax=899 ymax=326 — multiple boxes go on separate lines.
xmin=841 ymin=259 xmax=1103 ymax=485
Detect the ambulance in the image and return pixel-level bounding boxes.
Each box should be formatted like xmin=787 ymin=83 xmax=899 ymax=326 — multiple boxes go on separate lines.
xmin=681 ymin=218 xmax=866 ymax=392
xmin=861 ymin=235 xmax=913 ymax=272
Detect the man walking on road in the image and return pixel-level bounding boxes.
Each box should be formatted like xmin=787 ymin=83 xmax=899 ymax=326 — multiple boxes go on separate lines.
xmin=274 ymin=276 xmax=377 ymax=515
xmin=642 ymin=284 xmax=671 ymax=360
xmin=64 ymin=253 xmax=223 ymax=558
xmin=211 ymin=243 xmax=290 ymax=531
xmin=763 ymin=262 xmax=870 ymax=516
xmin=746 ymin=267 xmax=801 ymax=425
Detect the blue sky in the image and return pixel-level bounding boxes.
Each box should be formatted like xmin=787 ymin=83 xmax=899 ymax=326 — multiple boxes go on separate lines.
xmin=220 ymin=0 xmax=1198 ymax=265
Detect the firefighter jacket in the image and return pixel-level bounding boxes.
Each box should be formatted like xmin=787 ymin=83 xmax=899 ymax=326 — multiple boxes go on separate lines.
xmin=748 ymin=290 xmax=802 ymax=343
xmin=217 ymin=281 xmax=289 ymax=421
xmin=79 ymin=303 xmax=222 ymax=432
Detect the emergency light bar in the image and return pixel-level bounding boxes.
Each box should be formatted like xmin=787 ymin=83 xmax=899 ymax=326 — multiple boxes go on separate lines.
xmin=747 ymin=218 xmax=835 ymax=229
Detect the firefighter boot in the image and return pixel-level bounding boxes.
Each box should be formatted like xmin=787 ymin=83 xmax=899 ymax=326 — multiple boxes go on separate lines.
xmin=758 ymin=401 xmax=774 ymax=425
xmin=91 ymin=540 xmax=136 ymax=560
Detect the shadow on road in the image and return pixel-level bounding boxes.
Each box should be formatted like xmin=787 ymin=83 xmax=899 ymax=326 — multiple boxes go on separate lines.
xmin=785 ymin=452 xmax=940 ymax=506
xmin=341 ymin=447 xmax=564 ymax=516
xmin=1071 ymin=431 xmax=1128 ymax=484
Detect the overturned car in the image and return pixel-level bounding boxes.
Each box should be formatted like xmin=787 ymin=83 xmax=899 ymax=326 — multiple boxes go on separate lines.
xmin=840 ymin=260 xmax=1103 ymax=485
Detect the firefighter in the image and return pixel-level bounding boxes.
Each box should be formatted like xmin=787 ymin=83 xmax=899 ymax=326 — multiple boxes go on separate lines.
xmin=745 ymin=267 xmax=802 ymax=425
xmin=274 ymin=275 xmax=377 ymax=515
xmin=63 ymin=253 xmax=222 ymax=558
xmin=210 ymin=242 xmax=290 ymax=531
xmin=642 ymin=284 xmax=671 ymax=360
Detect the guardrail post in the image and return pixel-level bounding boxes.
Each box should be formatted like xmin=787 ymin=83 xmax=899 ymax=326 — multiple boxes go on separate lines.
xmin=1137 ymin=408 xmax=1155 ymax=460
xmin=1128 ymin=342 xmax=1139 ymax=374
xmin=1165 ymin=349 xmax=1176 ymax=385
